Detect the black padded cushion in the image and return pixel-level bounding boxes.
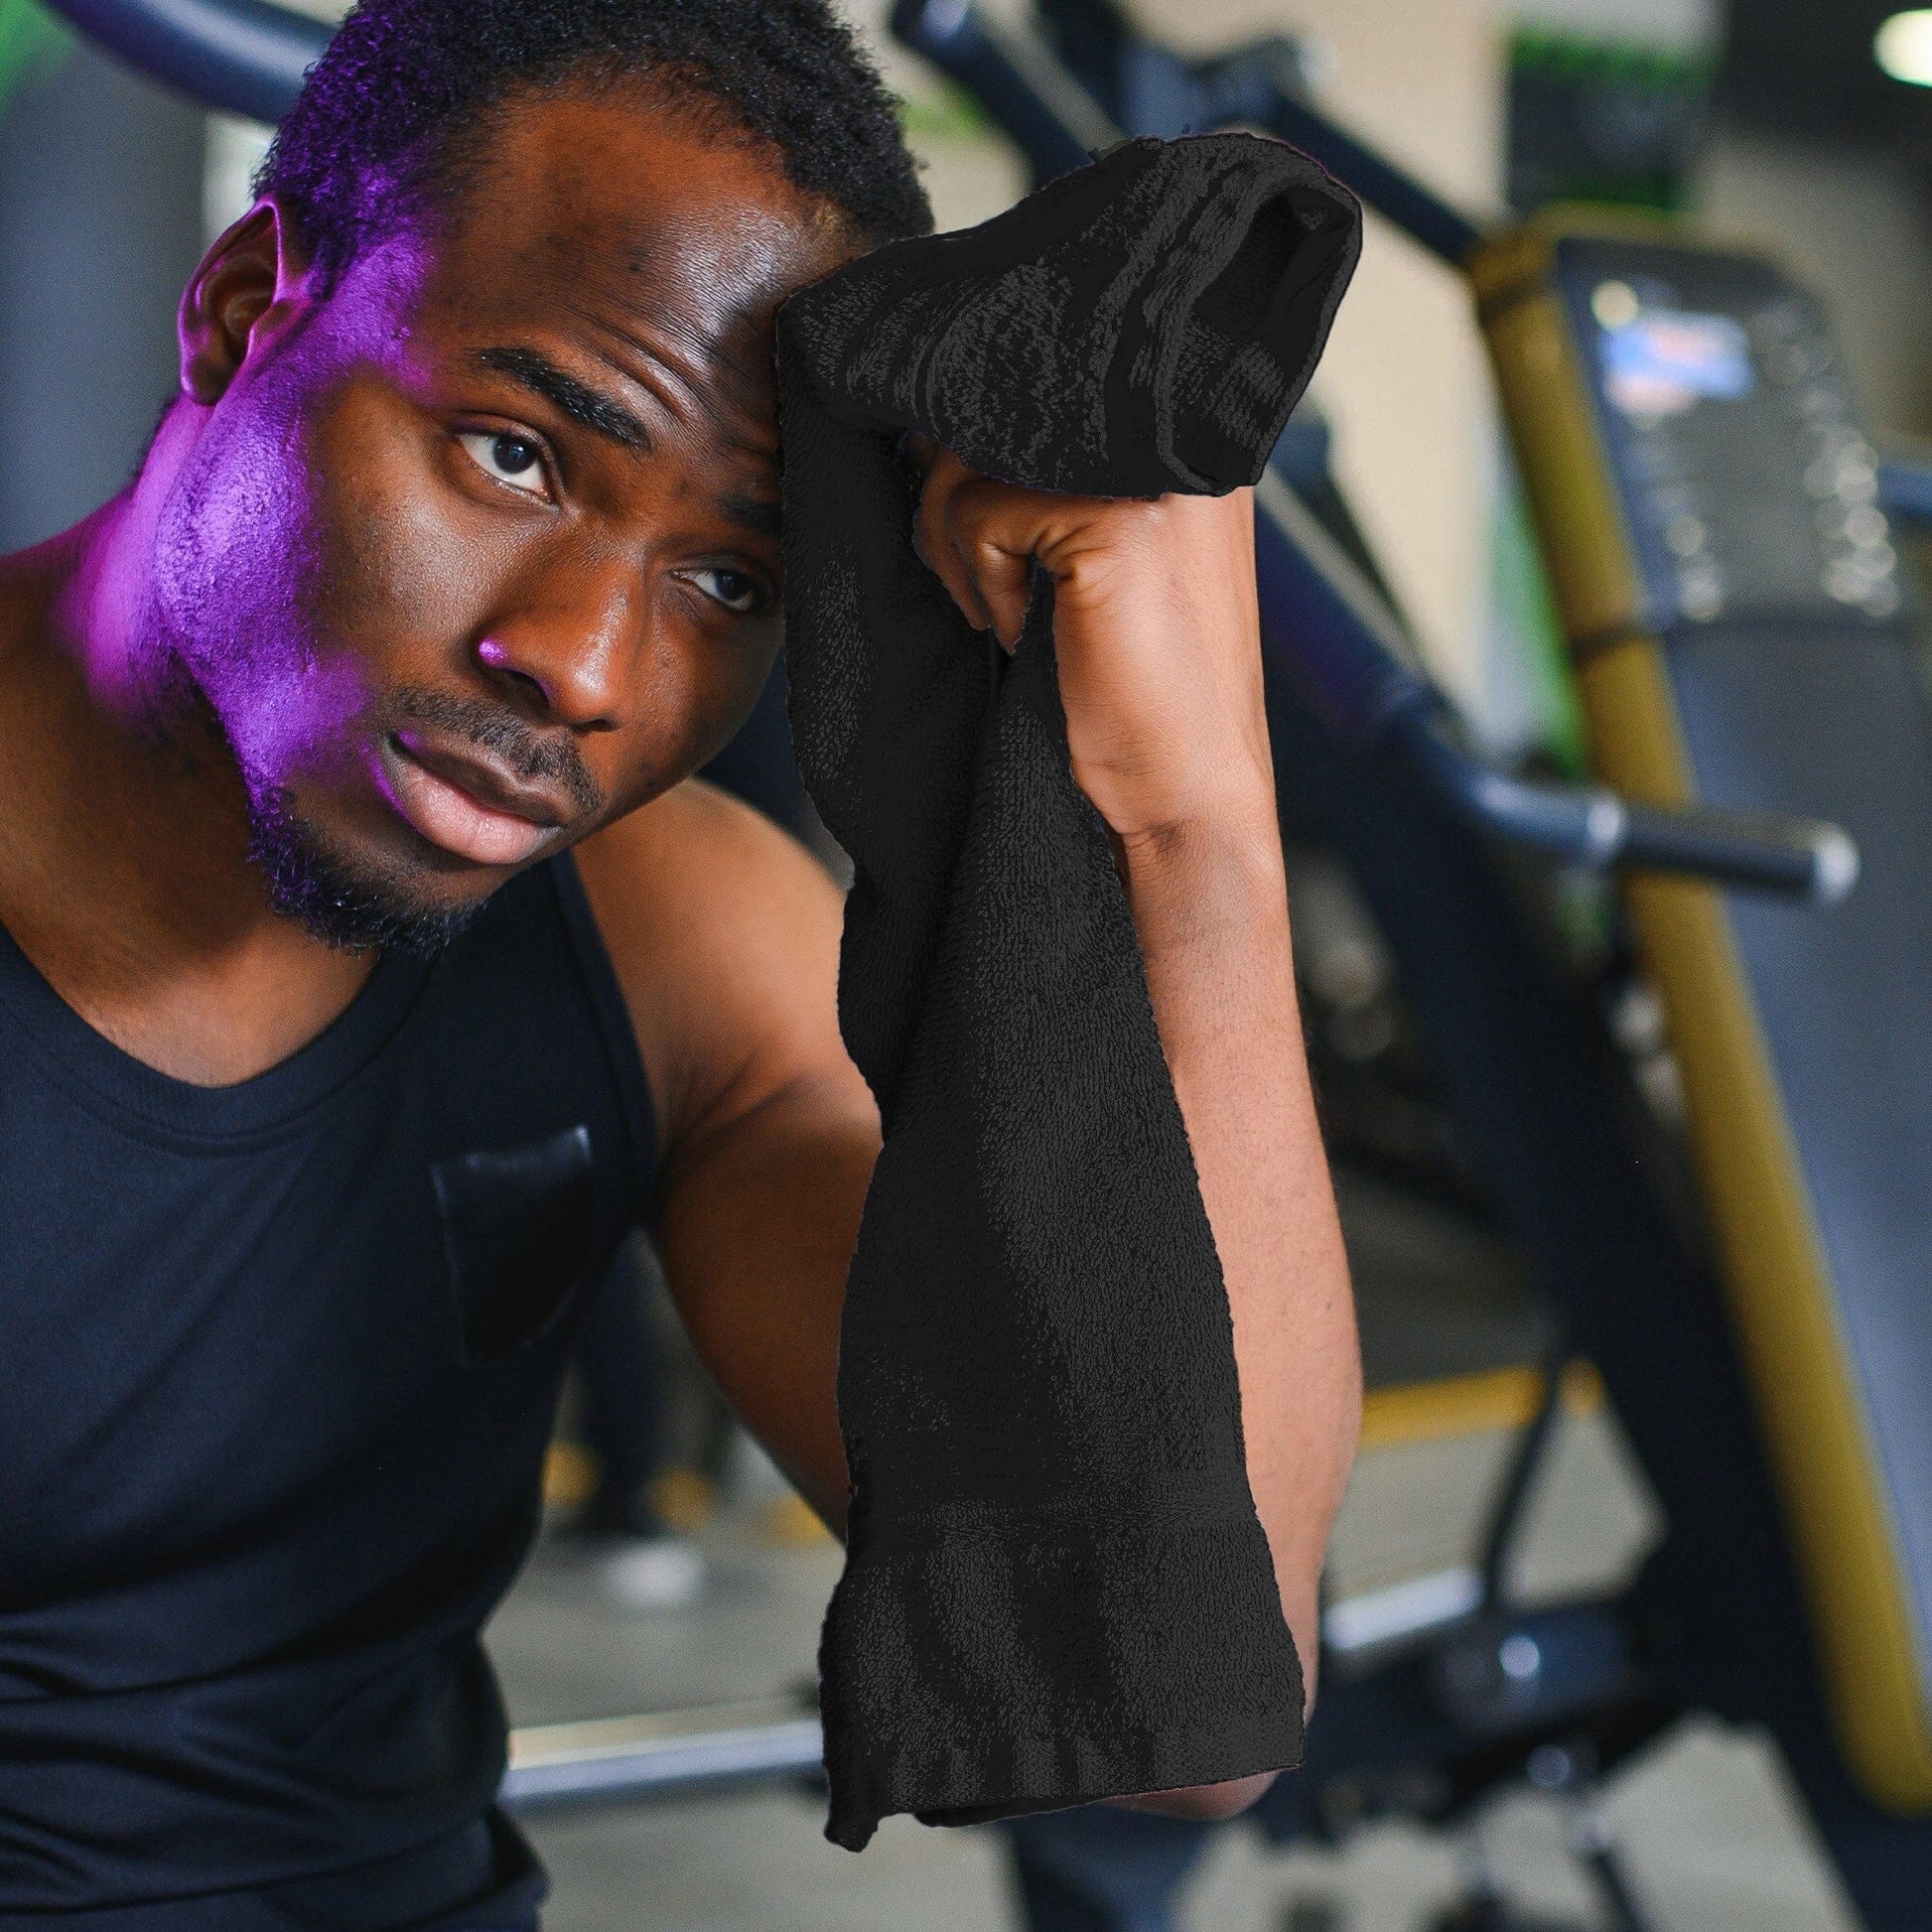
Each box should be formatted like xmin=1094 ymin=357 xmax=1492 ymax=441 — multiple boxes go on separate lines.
xmin=1667 ymin=624 xmax=1932 ymax=1707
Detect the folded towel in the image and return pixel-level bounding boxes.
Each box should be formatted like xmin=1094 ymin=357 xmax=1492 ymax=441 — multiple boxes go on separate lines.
xmin=776 ymin=131 xmax=1361 ymax=1852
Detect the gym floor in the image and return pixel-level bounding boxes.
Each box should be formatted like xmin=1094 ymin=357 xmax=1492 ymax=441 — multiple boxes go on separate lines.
xmin=485 ymin=1174 xmax=1863 ymax=1932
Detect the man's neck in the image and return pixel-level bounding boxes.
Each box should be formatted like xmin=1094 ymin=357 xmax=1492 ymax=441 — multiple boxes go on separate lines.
xmin=0 ymin=499 xmax=376 ymax=1087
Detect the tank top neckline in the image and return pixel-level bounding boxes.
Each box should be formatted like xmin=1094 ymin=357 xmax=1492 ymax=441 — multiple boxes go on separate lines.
xmin=0 ymin=895 xmax=443 ymax=1149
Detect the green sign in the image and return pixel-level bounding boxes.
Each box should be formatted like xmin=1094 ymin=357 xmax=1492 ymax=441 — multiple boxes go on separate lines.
xmin=0 ymin=0 xmax=70 ymax=120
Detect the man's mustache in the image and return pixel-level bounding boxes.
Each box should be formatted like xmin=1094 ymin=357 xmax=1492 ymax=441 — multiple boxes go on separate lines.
xmin=390 ymin=687 xmax=604 ymax=818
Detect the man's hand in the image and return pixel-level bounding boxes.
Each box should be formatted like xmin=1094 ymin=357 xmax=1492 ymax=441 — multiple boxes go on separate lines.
xmin=909 ymin=439 xmax=1274 ymax=857
xmin=911 ymin=439 xmax=1362 ymax=1817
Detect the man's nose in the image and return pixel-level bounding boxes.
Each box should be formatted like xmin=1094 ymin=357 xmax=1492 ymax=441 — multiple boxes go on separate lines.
xmin=473 ymin=560 xmax=641 ymax=730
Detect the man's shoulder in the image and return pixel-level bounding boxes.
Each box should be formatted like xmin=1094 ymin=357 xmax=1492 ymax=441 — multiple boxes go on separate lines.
xmin=573 ymin=776 xmax=838 ymax=951
xmin=570 ymin=779 xmax=849 ymax=1148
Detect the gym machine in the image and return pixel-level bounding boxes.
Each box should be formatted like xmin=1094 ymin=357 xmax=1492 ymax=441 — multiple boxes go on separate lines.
xmin=890 ymin=2 xmax=1932 ymax=1927
xmin=30 ymin=3 xmax=1932 ymax=1927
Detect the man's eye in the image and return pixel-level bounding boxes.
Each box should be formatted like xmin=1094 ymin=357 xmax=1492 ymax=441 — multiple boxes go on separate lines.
xmin=459 ymin=430 xmax=550 ymax=497
xmin=688 ymin=567 xmax=761 ymax=615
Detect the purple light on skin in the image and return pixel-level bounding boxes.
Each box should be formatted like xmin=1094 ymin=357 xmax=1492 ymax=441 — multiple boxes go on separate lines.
xmin=48 ymin=505 xmax=168 ymax=729
xmin=145 ymin=227 xmax=397 ymax=798
xmin=69 ymin=217 xmax=586 ymax=956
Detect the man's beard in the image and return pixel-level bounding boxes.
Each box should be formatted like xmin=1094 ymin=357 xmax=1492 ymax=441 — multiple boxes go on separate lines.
xmin=245 ymin=785 xmax=484 ymax=959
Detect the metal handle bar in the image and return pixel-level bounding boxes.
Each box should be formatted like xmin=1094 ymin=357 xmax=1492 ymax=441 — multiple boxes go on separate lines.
xmin=895 ymin=0 xmax=1858 ymax=904
xmin=502 ymin=1695 xmax=825 ymax=1813
xmin=1400 ymin=712 xmax=1855 ymax=899
xmin=42 ymin=0 xmax=327 ymax=123
xmin=1878 ymin=455 xmax=1932 ymax=531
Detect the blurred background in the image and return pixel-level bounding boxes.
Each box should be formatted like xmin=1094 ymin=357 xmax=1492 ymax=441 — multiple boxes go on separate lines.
xmin=7 ymin=0 xmax=1932 ymax=1925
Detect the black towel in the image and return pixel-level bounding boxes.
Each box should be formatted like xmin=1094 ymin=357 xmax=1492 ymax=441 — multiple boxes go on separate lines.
xmin=776 ymin=132 xmax=1361 ymax=1852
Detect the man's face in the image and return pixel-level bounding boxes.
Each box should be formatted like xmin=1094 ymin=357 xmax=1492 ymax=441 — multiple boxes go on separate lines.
xmin=150 ymin=88 xmax=848 ymax=950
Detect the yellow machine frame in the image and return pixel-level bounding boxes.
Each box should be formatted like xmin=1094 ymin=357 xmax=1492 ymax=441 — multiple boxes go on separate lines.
xmin=1471 ymin=211 xmax=1932 ymax=1812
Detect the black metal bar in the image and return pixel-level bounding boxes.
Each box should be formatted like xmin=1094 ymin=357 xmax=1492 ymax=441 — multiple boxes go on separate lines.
xmin=43 ymin=0 xmax=329 ymax=123
xmin=1878 ymin=455 xmax=1932 ymax=532
xmin=1474 ymin=1346 xmax=1569 ymax=1612
xmin=1617 ymin=797 xmax=1858 ymax=900
xmin=893 ymin=0 xmax=1106 ymax=182
xmin=1391 ymin=711 xmax=1858 ymax=902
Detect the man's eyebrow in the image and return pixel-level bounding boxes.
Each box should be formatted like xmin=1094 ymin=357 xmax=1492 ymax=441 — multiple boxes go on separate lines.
xmin=476 ymin=346 xmax=650 ymax=452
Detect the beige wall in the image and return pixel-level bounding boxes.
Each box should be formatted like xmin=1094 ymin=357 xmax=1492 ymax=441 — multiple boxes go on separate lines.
xmin=1159 ymin=0 xmax=1502 ymax=707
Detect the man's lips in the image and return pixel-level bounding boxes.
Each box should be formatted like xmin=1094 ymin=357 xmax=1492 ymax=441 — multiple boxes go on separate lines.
xmin=375 ymin=731 xmax=576 ymax=868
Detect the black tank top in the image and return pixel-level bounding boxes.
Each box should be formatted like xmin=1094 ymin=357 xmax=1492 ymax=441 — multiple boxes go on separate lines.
xmin=0 ymin=857 xmax=656 ymax=1928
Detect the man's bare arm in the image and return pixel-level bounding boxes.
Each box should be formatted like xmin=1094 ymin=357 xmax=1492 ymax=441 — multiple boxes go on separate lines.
xmin=574 ymin=781 xmax=877 ymax=1534
xmin=1107 ymin=807 xmax=1359 ymax=1819
xmin=1122 ymin=801 xmax=1359 ymax=1696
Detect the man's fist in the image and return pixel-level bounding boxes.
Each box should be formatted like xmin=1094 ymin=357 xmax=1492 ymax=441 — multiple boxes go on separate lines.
xmin=907 ymin=437 xmax=1275 ymax=858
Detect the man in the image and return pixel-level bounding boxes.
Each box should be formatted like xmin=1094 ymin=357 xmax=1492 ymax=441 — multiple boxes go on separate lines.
xmin=0 ymin=0 xmax=1358 ymax=1923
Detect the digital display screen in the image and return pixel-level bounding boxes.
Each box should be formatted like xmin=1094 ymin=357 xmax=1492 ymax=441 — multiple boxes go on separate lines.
xmin=1600 ymin=309 xmax=1755 ymax=418
xmin=1558 ymin=240 xmax=1909 ymax=628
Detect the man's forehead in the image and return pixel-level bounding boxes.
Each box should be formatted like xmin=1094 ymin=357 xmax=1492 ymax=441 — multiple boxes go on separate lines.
xmin=341 ymin=90 xmax=849 ymax=459
xmin=431 ymin=87 xmax=845 ymax=337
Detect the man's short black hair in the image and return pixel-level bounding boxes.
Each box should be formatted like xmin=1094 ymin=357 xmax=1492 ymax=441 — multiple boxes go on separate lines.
xmin=258 ymin=0 xmax=933 ymax=280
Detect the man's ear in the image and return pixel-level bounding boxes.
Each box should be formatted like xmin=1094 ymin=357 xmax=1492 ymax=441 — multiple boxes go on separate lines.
xmin=178 ymin=199 xmax=308 ymax=406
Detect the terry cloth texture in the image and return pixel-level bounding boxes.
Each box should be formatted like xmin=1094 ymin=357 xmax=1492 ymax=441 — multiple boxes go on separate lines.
xmin=776 ymin=132 xmax=1362 ymax=1852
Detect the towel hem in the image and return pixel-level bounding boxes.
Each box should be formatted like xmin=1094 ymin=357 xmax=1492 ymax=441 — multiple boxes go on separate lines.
xmin=823 ymin=1704 xmax=1304 ymax=1850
